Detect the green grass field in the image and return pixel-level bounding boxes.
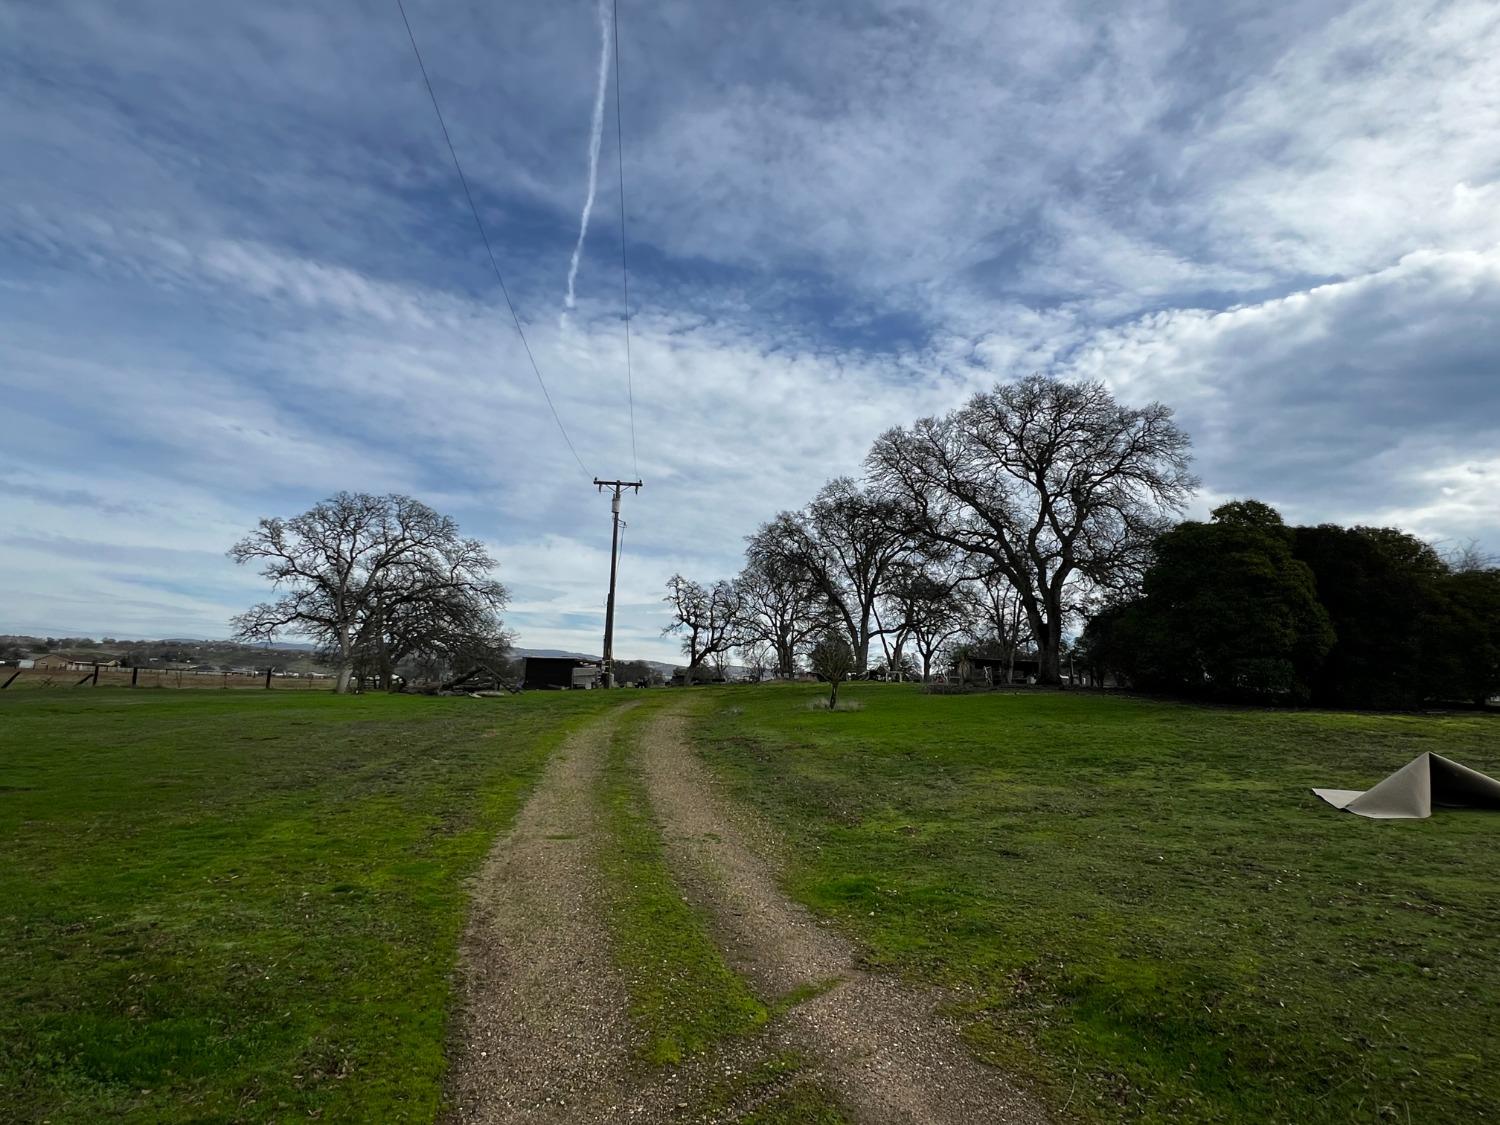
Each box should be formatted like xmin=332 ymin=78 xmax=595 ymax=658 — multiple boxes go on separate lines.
xmin=0 ymin=688 xmax=618 ymax=1123
xmin=7 ymin=683 xmax=1498 ymax=1123
xmin=695 ymin=684 xmax=1500 ymax=1123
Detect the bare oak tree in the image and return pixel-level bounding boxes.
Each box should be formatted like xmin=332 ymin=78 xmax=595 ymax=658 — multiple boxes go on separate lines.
xmin=361 ymin=575 xmax=510 ymax=688
xmin=960 ymin=566 xmax=1035 ymax=686
xmin=868 ymin=376 xmax=1196 ymax=683
xmin=662 ymin=574 xmax=743 ymax=685
xmin=890 ymin=564 xmax=969 ymax=681
xmin=756 ymin=478 xmax=908 ymax=674
xmin=737 ymin=541 xmax=827 ymax=677
xmin=229 ymin=492 xmax=505 ymax=693
xmin=738 ymin=639 xmax=775 ymax=682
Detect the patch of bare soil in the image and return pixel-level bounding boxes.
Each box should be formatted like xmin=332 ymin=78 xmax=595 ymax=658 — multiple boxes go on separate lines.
xmin=638 ymin=706 xmax=1052 ymax=1125
xmin=442 ymin=708 xmax=640 ymax=1124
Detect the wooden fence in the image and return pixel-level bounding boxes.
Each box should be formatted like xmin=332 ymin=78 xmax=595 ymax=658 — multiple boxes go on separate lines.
xmin=0 ymin=664 xmax=333 ymax=691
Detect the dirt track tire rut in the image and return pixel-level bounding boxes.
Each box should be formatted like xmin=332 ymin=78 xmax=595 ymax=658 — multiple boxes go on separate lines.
xmin=638 ymin=705 xmax=1051 ymax=1125
xmin=443 ymin=700 xmax=1051 ymax=1124
xmin=442 ymin=707 xmax=638 ymax=1124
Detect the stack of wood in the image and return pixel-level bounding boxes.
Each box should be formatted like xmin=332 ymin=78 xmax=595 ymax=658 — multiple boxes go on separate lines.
xmin=437 ymin=665 xmax=519 ymax=696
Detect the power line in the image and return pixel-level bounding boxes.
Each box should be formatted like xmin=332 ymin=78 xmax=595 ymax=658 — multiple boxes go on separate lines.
xmin=611 ymin=0 xmax=639 ymax=478
xmin=394 ymin=0 xmax=590 ymax=477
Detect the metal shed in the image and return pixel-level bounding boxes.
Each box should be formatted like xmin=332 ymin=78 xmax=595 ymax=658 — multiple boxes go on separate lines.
xmin=523 ymin=657 xmax=602 ymax=691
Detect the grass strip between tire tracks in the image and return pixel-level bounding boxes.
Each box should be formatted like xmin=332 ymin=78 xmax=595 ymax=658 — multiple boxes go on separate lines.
xmin=692 ymin=1049 xmax=851 ymax=1125
xmin=597 ymin=703 xmax=768 ymax=1065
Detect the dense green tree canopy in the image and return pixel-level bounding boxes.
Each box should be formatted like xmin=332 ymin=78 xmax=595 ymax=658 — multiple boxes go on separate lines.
xmin=1113 ymin=503 xmax=1333 ymax=701
xmin=1291 ymin=524 xmax=1450 ymax=708
xmin=1085 ymin=502 xmax=1499 ymax=709
xmin=1432 ymin=567 xmax=1500 ymax=707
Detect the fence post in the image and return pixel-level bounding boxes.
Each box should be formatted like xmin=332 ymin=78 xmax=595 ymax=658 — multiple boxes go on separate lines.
xmin=265 ymin=667 xmax=273 ymax=689
xmin=92 ymin=662 xmax=100 ymax=686
xmin=132 ymin=666 xmax=139 ymax=687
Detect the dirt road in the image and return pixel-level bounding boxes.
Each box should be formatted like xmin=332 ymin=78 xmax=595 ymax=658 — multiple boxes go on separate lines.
xmin=443 ymin=700 xmax=1050 ymax=1124
xmin=443 ymin=707 xmax=640 ymax=1124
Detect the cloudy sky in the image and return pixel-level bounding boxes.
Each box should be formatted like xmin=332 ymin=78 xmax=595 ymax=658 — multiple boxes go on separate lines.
xmin=2 ymin=0 xmax=1497 ymax=663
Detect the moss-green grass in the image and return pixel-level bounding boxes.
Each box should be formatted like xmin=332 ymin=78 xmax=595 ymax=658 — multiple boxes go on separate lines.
xmin=693 ymin=1050 xmax=850 ymax=1124
xmin=694 ymin=683 xmax=1500 ymax=1123
xmin=0 ymin=688 xmax=618 ymax=1123
xmin=738 ymin=1084 xmax=851 ymax=1124
xmin=597 ymin=703 xmax=768 ymax=1064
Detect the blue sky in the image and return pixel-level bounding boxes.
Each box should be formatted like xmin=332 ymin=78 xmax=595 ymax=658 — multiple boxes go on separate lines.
xmin=2 ymin=0 xmax=1498 ymax=663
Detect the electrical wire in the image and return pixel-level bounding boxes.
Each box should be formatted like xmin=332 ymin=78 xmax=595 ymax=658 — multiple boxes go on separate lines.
xmin=394 ymin=0 xmax=590 ymax=477
xmin=611 ymin=0 xmax=639 ymax=478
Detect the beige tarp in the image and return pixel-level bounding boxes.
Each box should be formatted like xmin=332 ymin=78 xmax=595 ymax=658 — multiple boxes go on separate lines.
xmin=1314 ymin=752 xmax=1500 ymax=820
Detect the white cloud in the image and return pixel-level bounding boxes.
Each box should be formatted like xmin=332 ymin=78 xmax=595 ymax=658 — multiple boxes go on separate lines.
xmin=1183 ymin=0 xmax=1500 ymax=279
xmin=2 ymin=0 xmax=1498 ymax=655
xmin=1062 ymin=246 xmax=1500 ymax=530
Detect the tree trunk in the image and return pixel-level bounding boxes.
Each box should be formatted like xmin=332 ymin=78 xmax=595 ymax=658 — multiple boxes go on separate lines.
xmin=1036 ymin=611 xmax=1064 ymax=684
xmin=372 ymin=594 xmax=391 ymax=690
xmin=377 ymin=641 xmax=393 ymax=691
xmin=829 ymin=677 xmax=839 ymax=708
xmin=685 ymin=627 xmax=702 ymax=685
xmin=334 ymin=625 xmax=354 ymax=694
xmin=776 ymin=639 xmax=795 ymax=678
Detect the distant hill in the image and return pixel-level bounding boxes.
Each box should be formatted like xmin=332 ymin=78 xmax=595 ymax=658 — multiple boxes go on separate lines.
xmin=147 ymin=638 xmax=320 ymax=652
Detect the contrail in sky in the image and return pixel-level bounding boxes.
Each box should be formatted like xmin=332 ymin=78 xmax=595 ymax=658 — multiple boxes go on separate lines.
xmin=565 ymin=0 xmax=611 ymax=310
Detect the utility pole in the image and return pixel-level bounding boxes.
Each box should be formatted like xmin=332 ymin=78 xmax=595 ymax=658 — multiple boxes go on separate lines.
xmin=595 ymin=478 xmax=642 ymax=688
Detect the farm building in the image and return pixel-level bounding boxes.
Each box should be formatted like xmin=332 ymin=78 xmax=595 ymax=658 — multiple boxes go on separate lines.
xmin=522 ymin=657 xmax=602 ymax=691
xmin=953 ymin=655 xmax=1041 ymax=685
xmin=23 ymin=655 xmax=66 ymax=670
xmin=23 ymin=655 xmax=124 ymax=672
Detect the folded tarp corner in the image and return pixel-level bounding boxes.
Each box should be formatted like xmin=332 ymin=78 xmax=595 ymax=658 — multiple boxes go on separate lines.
xmin=1314 ymin=752 xmax=1500 ymax=820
